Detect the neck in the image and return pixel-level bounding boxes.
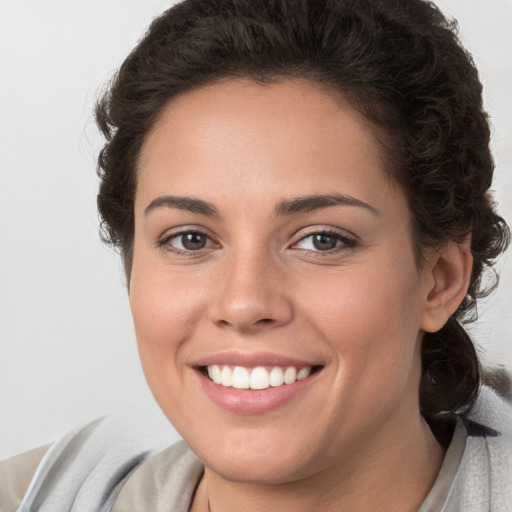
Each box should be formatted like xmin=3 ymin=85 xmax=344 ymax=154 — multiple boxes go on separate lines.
xmin=192 ymin=413 xmax=444 ymax=512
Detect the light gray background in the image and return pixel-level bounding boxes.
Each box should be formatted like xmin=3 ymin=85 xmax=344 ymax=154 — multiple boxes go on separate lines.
xmin=1 ymin=0 xmax=511 ymax=460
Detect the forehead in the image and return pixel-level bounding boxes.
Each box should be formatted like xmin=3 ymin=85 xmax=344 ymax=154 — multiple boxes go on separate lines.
xmin=136 ymin=79 xmax=400 ymax=215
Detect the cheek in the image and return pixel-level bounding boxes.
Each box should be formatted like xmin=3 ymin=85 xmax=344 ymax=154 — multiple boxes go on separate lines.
xmin=302 ymin=257 xmax=424 ymax=376
xmin=130 ymin=249 xmax=207 ymax=333
xmin=128 ymin=260 xmax=207 ymax=391
xmin=305 ymin=260 xmax=425 ymax=439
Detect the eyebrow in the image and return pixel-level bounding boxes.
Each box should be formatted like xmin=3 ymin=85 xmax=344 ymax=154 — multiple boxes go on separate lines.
xmin=275 ymin=194 xmax=379 ymax=216
xmin=144 ymin=196 xmax=220 ymax=217
xmin=144 ymin=193 xmax=379 ymax=218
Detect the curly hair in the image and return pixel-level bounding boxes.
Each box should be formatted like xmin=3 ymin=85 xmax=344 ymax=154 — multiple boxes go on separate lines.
xmin=95 ymin=0 xmax=510 ymax=420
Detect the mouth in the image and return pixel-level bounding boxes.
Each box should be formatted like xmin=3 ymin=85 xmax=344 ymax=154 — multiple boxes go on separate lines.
xmin=199 ymin=364 xmax=323 ymax=390
xmin=192 ymin=352 xmax=324 ymax=413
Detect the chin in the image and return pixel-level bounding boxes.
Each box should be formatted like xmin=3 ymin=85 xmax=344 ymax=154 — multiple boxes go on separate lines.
xmin=205 ymin=450 xmax=313 ymax=484
xmin=184 ymin=425 xmax=321 ymax=484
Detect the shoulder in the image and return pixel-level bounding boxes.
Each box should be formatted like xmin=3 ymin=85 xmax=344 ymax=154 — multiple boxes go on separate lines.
xmin=112 ymin=441 xmax=203 ymax=512
xmin=442 ymin=383 xmax=512 ymax=511
xmin=4 ymin=408 xmax=179 ymax=512
xmin=0 ymin=444 xmax=52 ymax=512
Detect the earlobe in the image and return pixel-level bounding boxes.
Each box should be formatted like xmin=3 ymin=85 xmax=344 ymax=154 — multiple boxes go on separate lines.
xmin=420 ymin=237 xmax=473 ymax=333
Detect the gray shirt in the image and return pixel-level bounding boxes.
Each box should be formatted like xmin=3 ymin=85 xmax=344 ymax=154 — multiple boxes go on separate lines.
xmin=2 ymin=385 xmax=511 ymax=512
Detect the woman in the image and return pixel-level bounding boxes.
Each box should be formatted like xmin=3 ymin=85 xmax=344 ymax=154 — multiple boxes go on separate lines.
xmin=2 ymin=0 xmax=511 ymax=510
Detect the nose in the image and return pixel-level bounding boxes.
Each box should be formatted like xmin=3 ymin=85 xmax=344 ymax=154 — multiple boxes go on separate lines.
xmin=208 ymin=250 xmax=294 ymax=333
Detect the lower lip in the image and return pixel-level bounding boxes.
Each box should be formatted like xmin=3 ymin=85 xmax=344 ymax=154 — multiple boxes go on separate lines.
xmin=196 ymin=369 xmax=321 ymax=414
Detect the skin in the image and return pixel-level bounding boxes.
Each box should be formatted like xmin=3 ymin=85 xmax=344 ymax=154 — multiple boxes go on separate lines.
xmin=129 ymin=79 xmax=472 ymax=511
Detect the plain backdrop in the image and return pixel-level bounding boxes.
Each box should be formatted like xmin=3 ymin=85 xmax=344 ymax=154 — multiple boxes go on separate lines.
xmin=1 ymin=0 xmax=511 ymax=460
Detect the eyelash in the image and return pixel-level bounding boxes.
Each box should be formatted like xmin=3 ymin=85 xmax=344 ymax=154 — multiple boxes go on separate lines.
xmin=157 ymin=230 xmax=217 ymax=255
xmin=157 ymin=228 xmax=357 ymax=256
xmin=292 ymin=230 xmax=357 ymax=254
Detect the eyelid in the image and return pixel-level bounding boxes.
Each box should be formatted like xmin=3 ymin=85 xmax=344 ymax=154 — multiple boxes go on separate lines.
xmin=291 ymin=227 xmax=358 ymax=251
xmin=156 ymin=225 xmax=357 ymax=255
xmin=157 ymin=226 xmax=220 ymax=253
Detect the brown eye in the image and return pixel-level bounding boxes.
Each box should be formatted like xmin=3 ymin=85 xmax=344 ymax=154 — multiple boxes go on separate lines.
xmin=180 ymin=232 xmax=208 ymax=250
xmin=312 ymin=233 xmax=338 ymax=251
xmin=161 ymin=230 xmax=215 ymax=252
xmin=294 ymin=230 xmax=357 ymax=253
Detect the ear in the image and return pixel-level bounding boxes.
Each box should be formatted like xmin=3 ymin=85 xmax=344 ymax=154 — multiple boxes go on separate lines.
xmin=420 ymin=237 xmax=473 ymax=333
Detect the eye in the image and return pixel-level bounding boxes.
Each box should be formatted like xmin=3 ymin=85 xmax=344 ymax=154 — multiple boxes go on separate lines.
xmin=159 ymin=230 xmax=215 ymax=253
xmin=294 ymin=231 xmax=356 ymax=252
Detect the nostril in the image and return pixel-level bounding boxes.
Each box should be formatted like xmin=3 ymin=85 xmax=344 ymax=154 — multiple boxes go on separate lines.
xmin=208 ymin=287 xmax=294 ymax=331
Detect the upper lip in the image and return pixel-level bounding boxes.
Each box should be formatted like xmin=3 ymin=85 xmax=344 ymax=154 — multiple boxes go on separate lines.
xmin=191 ymin=351 xmax=322 ymax=369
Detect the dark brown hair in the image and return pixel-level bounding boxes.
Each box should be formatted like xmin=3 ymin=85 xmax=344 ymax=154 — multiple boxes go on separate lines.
xmin=95 ymin=0 xmax=509 ymax=420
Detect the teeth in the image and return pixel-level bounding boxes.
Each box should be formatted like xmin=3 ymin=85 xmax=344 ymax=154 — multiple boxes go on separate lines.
xmin=283 ymin=367 xmax=297 ymax=384
xmin=250 ymin=367 xmax=269 ymax=390
xmin=297 ymin=367 xmax=311 ymax=381
xmin=206 ymin=365 xmax=313 ymax=390
xmin=232 ymin=366 xmax=250 ymax=389
xmin=220 ymin=366 xmax=232 ymax=387
xmin=208 ymin=365 xmax=222 ymax=384
xmin=269 ymin=367 xmax=284 ymax=387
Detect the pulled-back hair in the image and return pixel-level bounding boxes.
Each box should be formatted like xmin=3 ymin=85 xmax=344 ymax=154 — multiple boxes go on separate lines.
xmin=95 ymin=0 xmax=509 ymax=421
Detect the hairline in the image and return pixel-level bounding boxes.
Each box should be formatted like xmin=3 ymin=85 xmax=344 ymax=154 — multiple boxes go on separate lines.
xmin=121 ymin=73 xmax=426 ymax=282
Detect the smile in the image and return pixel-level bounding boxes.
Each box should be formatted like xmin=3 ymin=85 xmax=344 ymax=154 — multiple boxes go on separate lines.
xmin=206 ymin=365 xmax=313 ymax=390
xmin=195 ymin=359 xmax=323 ymax=413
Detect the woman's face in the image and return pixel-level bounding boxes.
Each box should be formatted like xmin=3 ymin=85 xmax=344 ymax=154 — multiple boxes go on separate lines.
xmin=130 ymin=79 xmax=436 ymax=483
